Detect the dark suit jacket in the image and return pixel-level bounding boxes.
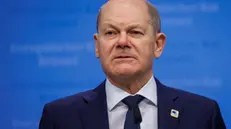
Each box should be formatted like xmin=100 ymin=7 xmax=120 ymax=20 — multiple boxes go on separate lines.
xmin=39 ymin=79 xmax=226 ymax=129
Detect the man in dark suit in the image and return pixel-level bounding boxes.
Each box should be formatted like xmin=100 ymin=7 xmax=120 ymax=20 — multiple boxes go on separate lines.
xmin=39 ymin=0 xmax=226 ymax=129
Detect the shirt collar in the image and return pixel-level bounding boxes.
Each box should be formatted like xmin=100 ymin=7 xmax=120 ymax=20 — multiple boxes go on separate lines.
xmin=105 ymin=76 xmax=157 ymax=111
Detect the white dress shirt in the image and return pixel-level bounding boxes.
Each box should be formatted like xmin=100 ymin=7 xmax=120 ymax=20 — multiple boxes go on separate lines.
xmin=105 ymin=76 xmax=158 ymax=129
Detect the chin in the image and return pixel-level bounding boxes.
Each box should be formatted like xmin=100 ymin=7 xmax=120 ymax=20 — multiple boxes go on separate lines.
xmin=113 ymin=66 xmax=138 ymax=76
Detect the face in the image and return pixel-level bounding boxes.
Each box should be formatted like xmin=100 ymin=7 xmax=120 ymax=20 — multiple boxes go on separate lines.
xmin=94 ymin=0 xmax=166 ymax=79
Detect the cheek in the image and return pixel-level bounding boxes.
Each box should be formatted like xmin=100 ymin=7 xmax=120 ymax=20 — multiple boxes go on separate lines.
xmin=139 ymin=46 xmax=154 ymax=67
xmin=136 ymin=41 xmax=154 ymax=57
xmin=98 ymin=41 xmax=114 ymax=59
xmin=145 ymin=40 xmax=155 ymax=55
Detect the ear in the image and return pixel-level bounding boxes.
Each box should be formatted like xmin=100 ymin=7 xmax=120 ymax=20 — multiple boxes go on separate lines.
xmin=94 ymin=33 xmax=100 ymax=58
xmin=153 ymin=33 xmax=166 ymax=58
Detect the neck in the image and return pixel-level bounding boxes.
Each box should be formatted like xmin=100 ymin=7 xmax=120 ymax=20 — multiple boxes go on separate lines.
xmin=107 ymin=70 xmax=153 ymax=94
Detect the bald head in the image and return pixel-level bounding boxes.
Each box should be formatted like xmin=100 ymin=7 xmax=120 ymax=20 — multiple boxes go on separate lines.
xmin=96 ymin=0 xmax=161 ymax=33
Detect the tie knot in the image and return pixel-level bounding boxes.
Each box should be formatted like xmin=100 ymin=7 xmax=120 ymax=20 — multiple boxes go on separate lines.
xmin=122 ymin=95 xmax=144 ymax=109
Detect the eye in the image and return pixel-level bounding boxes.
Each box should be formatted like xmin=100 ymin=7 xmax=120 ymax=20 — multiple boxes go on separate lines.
xmin=104 ymin=30 xmax=118 ymax=39
xmin=105 ymin=30 xmax=116 ymax=35
xmin=130 ymin=30 xmax=143 ymax=34
xmin=129 ymin=30 xmax=144 ymax=37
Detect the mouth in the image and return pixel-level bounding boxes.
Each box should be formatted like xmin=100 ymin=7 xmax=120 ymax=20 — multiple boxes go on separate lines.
xmin=114 ymin=55 xmax=135 ymax=60
xmin=115 ymin=56 xmax=133 ymax=59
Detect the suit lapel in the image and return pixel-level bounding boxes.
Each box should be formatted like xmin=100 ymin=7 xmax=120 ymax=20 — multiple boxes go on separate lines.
xmin=80 ymin=81 xmax=109 ymax=129
xmin=156 ymin=78 xmax=183 ymax=129
xmin=79 ymin=78 xmax=183 ymax=129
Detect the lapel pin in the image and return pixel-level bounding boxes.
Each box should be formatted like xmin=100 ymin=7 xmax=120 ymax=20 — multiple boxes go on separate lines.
xmin=170 ymin=109 xmax=179 ymax=118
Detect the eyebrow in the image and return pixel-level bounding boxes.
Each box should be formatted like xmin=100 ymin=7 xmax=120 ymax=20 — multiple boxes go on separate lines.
xmin=101 ymin=23 xmax=145 ymax=32
xmin=102 ymin=23 xmax=119 ymax=31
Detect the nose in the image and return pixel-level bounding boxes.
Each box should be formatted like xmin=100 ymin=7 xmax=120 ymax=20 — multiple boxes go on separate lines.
xmin=117 ymin=32 xmax=130 ymax=49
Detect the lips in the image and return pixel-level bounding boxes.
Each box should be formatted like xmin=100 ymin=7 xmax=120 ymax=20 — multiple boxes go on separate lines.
xmin=115 ymin=56 xmax=133 ymax=58
xmin=114 ymin=55 xmax=135 ymax=60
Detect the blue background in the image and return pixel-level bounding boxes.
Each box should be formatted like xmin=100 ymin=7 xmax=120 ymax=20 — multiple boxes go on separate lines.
xmin=1 ymin=0 xmax=230 ymax=128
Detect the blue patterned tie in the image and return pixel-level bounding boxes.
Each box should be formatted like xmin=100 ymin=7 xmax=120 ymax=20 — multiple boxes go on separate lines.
xmin=122 ymin=95 xmax=144 ymax=129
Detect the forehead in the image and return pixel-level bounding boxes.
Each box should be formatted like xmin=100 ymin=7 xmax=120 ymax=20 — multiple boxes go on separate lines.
xmin=100 ymin=1 xmax=150 ymax=27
